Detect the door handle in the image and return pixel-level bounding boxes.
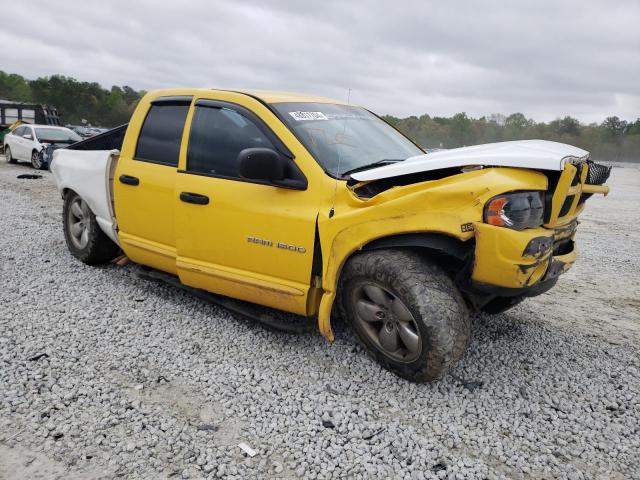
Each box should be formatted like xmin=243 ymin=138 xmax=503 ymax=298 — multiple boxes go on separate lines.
xmin=119 ymin=175 xmax=140 ymax=186
xmin=180 ymin=192 xmax=209 ymax=205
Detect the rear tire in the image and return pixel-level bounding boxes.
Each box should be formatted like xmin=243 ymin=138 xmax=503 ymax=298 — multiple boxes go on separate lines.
xmin=339 ymin=249 xmax=471 ymax=382
xmin=63 ymin=191 xmax=120 ymax=265
xmin=5 ymin=146 xmax=16 ymax=163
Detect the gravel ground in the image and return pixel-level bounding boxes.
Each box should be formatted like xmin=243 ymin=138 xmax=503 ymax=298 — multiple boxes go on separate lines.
xmin=1 ymin=157 xmax=639 ymax=480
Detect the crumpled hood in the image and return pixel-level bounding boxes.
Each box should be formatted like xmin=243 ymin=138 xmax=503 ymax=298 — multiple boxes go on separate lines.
xmin=350 ymin=140 xmax=589 ymax=182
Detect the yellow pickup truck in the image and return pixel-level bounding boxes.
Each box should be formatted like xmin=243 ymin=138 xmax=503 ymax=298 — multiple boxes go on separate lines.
xmin=50 ymin=88 xmax=610 ymax=381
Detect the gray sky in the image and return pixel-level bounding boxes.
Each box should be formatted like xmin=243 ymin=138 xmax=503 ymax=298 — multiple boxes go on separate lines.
xmin=2 ymin=0 xmax=639 ymax=122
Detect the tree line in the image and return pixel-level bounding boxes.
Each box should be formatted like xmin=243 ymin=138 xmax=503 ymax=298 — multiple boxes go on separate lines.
xmin=384 ymin=112 xmax=639 ymax=162
xmin=1 ymin=70 xmax=637 ymax=161
xmin=0 ymin=71 xmax=143 ymax=128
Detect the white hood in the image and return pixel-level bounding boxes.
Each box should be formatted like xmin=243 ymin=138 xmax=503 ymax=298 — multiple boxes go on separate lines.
xmin=350 ymin=140 xmax=589 ymax=182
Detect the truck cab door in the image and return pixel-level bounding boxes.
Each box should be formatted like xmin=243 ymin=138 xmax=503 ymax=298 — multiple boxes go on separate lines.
xmin=113 ymin=97 xmax=191 ymax=274
xmin=175 ymin=100 xmax=318 ymax=316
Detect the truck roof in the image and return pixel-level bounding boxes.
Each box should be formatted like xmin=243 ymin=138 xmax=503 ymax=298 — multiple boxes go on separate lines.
xmin=228 ymin=89 xmax=346 ymax=105
xmin=145 ymin=88 xmax=346 ymax=106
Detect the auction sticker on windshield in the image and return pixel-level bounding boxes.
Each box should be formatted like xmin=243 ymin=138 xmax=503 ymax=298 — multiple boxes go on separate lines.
xmin=289 ymin=111 xmax=328 ymax=121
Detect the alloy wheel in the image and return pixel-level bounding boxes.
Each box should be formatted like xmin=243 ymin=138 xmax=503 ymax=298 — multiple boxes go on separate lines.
xmin=68 ymin=197 xmax=90 ymax=249
xmin=351 ymin=283 xmax=422 ymax=362
xmin=31 ymin=151 xmax=42 ymax=169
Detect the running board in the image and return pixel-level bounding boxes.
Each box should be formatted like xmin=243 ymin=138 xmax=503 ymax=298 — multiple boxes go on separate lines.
xmin=135 ymin=267 xmax=316 ymax=334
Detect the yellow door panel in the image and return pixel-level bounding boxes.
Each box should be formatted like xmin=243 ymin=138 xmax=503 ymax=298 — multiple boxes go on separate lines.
xmin=172 ymin=97 xmax=320 ymax=315
xmin=114 ymin=160 xmax=179 ymax=274
xmin=175 ymin=174 xmax=317 ymax=315
xmin=113 ymin=96 xmax=192 ymax=274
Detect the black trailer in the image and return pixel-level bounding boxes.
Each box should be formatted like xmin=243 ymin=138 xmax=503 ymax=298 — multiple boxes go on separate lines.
xmin=0 ymin=101 xmax=63 ymax=129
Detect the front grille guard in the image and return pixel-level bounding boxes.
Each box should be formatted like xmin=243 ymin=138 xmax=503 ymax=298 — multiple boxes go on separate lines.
xmin=580 ymin=160 xmax=612 ymax=204
xmin=545 ymin=159 xmax=610 ymax=227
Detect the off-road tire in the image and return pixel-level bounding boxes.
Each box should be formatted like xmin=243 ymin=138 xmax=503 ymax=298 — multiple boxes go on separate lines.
xmin=63 ymin=191 xmax=120 ymax=265
xmin=339 ymin=249 xmax=471 ymax=382
xmin=5 ymin=146 xmax=16 ymax=163
xmin=31 ymin=150 xmax=46 ymax=170
xmin=481 ymin=295 xmax=526 ymax=314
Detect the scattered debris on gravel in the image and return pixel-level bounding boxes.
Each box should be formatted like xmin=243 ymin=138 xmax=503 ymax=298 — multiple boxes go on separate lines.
xmin=16 ymin=173 xmax=43 ymax=180
xmin=1 ymin=159 xmax=639 ymax=479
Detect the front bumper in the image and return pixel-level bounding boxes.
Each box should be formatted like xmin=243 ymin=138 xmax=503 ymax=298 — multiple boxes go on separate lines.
xmin=471 ymin=221 xmax=577 ymax=292
xmin=467 ymin=159 xmax=609 ymax=298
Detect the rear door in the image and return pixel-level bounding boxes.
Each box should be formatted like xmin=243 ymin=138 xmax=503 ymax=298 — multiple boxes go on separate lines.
xmin=113 ymin=96 xmax=191 ymax=274
xmin=175 ymin=99 xmax=319 ymax=315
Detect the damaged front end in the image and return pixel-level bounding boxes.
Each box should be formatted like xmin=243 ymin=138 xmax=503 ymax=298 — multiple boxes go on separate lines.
xmin=40 ymin=143 xmax=56 ymax=168
xmin=468 ymin=159 xmax=610 ymax=302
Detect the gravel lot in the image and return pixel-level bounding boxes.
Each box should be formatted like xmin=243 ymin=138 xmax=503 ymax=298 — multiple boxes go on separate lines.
xmin=1 ymin=157 xmax=639 ymax=480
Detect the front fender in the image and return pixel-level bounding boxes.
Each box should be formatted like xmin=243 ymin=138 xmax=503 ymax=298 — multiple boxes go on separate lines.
xmin=317 ymin=212 xmax=472 ymax=340
xmin=315 ymin=166 xmax=548 ymax=340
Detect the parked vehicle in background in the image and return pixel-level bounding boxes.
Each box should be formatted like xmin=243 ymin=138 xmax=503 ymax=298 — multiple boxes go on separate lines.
xmin=68 ymin=125 xmax=109 ymax=139
xmin=50 ymin=88 xmax=611 ymax=382
xmin=3 ymin=124 xmax=81 ymax=169
xmin=0 ymin=101 xmax=63 ymax=154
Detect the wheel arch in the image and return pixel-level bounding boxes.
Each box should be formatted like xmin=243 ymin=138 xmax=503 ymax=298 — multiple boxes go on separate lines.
xmin=360 ymin=232 xmax=472 ymax=260
xmin=317 ymin=232 xmax=473 ymax=341
xmin=61 ymin=187 xmax=75 ymax=199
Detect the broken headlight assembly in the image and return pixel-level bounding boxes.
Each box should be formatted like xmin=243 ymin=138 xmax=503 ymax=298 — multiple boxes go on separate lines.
xmin=484 ymin=191 xmax=544 ymax=230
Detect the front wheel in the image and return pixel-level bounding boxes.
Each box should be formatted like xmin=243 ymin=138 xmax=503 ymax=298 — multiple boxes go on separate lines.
xmin=340 ymin=250 xmax=471 ymax=382
xmin=31 ymin=150 xmax=46 ymax=170
xmin=63 ymin=191 xmax=120 ymax=265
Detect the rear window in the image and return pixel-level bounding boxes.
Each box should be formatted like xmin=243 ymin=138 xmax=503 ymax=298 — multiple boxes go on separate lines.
xmin=135 ymin=103 xmax=190 ymax=166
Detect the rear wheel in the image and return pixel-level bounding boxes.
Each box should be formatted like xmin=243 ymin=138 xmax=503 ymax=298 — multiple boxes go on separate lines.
xmin=5 ymin=146 xmax=16 ymax=163
xmin=340 ymin=250 xmax=471 ymax=382
xmin=31 ymin=150 xmax=46 ymax=170
xmin=63 ymin=191 xmax=120 ymax=265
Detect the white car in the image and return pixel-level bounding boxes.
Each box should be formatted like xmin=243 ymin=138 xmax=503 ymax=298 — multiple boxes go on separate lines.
xmin=4 ymin=124 xmax=82 ymax=169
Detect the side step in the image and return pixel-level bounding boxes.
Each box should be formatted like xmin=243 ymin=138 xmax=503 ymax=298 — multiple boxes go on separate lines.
xmin=136 ymin=267 xmax=316 ymax=334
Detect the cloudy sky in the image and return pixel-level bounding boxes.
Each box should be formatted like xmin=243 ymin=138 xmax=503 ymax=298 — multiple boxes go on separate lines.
xmin=2 ymin=1 xmax=639 ymax=122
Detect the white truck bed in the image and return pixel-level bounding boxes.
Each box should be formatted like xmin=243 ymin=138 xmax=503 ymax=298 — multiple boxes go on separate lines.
xmin=50 ymin=149 xmax=120 ymax=245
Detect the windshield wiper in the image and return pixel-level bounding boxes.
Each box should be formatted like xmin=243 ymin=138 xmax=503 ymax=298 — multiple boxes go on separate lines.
xmin=341 ymin=159 xmax=403 ymax=177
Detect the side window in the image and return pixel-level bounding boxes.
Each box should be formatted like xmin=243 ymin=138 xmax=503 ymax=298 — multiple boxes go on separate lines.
xmin=187 ymin=106 xmax=274 ymax=178
xmin=24 ymin=127 xmax=33 ymax=138
xmin=135 ymin=103 xmax=190 ymax=166
xmin=13 ymin=126 xmax=24 ymax=136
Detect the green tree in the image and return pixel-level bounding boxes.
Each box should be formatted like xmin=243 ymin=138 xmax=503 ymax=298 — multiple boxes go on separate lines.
xmin=0 ymin=70 xmax=143 ymax=127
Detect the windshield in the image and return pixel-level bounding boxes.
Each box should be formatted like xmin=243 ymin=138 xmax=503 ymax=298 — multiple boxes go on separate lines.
xmin=273 ymin=102 xmax=423 ymax=177
xmin=35 ymin=128 xmax=82 ymax=143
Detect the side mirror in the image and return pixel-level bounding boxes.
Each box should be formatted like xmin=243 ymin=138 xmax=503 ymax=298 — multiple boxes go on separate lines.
xmin=238 ymin=148 xmax=286 ymax=182
xmin=23 ymin=134 xmax=33 ymax=140
xmin=238 ymin=148 xmax=307 ymax=190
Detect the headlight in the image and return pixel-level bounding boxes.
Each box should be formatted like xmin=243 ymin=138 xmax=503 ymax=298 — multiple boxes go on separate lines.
xmin=484 ymin=191 xmax=544 ymax=230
